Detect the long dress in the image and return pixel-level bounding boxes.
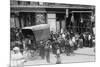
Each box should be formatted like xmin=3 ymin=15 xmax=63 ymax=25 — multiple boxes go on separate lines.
xmin=11 ymin=51 xmax=25 ymax=67
xmin=45 ymin=44 xmax=50 ymax=63
xmin=40 ymin=45 xmax=45 ymax=59
xmin=56 ymin=49 xmax=61 ymax=64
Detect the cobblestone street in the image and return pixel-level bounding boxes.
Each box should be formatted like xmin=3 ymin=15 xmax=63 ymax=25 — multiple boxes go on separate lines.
xmin=24 ymin=47 xmax=95 ymax=66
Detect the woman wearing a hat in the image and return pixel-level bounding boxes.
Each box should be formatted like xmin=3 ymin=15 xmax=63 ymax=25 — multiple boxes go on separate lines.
xmin=11 ymin=47 xmax=25 ymax=67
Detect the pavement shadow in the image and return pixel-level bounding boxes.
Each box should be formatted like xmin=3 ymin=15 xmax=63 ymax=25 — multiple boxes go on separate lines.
xmin=74 ymin=53 xmax=95 ymax=56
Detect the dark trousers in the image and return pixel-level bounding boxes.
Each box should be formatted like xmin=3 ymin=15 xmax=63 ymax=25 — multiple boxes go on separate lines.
xmin=45 ymin=49 xmax=50 ymax=63
xmin=40 ymin=47 xmax=45 ymax=59
xmin=56 ymin=54 xmax=61 ymax=64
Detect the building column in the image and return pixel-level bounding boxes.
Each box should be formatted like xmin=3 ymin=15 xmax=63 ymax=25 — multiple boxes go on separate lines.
xmin=65 ymin=9 xmax=69 ymax=32
xmin=47 ymin=13 xmax=56 ymax=33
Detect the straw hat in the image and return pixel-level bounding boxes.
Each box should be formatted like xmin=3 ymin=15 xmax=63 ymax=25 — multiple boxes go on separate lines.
xmin=40 ymin=41 xmax=43 ymax=44
xmin=13 ymin=47 xmax=20 ymax=51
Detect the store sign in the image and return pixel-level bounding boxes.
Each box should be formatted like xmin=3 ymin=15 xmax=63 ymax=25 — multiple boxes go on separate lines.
xmin=39 ymin=2 xmax=44 ymax=6
xmin=47 ymin=13 xmax=56 ymax=19
xmin=35 ymin=13 xmax=45 ymax=25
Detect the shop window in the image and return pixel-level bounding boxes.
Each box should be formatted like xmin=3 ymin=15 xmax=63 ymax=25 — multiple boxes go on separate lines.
xmin=35 ymin=13 xmax=46 ymax=25
xmin=10 ymin=13 xmax=20 ymax=28
xmin=66 ymin=13 xmax=93 ymax=34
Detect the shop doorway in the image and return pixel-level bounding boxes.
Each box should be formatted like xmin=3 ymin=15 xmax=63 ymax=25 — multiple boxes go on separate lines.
xmin=66 ymin=12 xmax=93 ymax=34
xmin=56 ymin=13 xmax=65 ymax=33
xmin=20 ymin=12 xmax=36 ymax=27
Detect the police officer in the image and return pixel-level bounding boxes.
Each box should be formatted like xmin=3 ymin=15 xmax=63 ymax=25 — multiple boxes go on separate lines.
xmin=40 ymin=41 xmax=45 ymax=59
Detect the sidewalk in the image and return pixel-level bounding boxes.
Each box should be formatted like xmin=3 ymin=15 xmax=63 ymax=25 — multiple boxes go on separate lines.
xmin=23 ymin=47 xmax=95 ymax=65
xmin=74 ymin=47 xmax=95 ymax=56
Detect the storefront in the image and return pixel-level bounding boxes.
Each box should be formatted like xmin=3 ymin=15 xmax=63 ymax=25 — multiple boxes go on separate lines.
xmin=11 ymin=7 xmax=47 ymax=28
xmin=65 ymin=10 xmax=95 ymax=34
xmin=10 ymin=1 xmax=95 ymax=33
xmin=46 ymin=8 xmax=66 ymax=33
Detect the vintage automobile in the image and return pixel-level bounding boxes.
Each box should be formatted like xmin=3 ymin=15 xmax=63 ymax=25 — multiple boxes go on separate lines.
xmin=22 ymin=24 xmax=50 ymax=50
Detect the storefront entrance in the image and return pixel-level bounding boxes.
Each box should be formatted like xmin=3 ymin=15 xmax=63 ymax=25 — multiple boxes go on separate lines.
xmin=47 ymin=13 xmax=65 ymax=33
xmin=19 ymin=12 xmax=46 ymax=28
xmin=47 ymin=13 xmax=56 ymax=33
xmin=56 ymin=13 xmax=65 ymax=33
xmin=66 ymin=11 xmax=93 ymax=34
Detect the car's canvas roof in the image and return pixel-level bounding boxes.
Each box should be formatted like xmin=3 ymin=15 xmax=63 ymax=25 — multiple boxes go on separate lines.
xmin=22 ymin=24 xmax=50 ymax=31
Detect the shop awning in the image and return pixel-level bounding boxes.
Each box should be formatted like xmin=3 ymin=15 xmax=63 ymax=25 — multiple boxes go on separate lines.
xmin=71 ymin=11 xmax=93 ymax=13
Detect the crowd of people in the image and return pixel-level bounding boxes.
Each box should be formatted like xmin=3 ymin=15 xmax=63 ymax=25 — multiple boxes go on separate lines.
xmin=38 ymin=30 xmax=95 ymax=64
xmin=10 ymin=27 xmax=95 ymax=66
